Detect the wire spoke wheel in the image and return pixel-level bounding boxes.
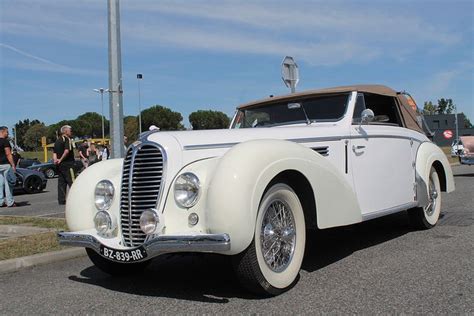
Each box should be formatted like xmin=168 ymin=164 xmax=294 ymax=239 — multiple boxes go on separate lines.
xmin=232 ymin=183 xmax=306 ymax=296
xmin=261 ymin=200 xmax=296 ymax=272
xmin=409 ymin=167 xmax=441 ymax=229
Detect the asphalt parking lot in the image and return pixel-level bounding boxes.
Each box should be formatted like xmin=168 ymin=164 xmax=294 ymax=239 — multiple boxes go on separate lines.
xmin=0 ymin=178 xmax=65 ymax=218
xmin=0 ymin=165 xmax=472 ymax=314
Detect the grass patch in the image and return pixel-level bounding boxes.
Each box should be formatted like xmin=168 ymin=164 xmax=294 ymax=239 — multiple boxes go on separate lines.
xmin=0 ymin=232 xmax=67 ymax=260
xmin=21 ymin=151 xmax=53 ymax=162
xmin=0 ymin=216 xmax=67 ymax=230
xmin=0 ymin=216 xmax=68 ymax=260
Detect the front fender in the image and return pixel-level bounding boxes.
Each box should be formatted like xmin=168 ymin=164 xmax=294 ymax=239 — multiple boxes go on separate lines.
xmin=65 ymin=159 xmax=123 ymax=231
xmin=206 ymin=139 xmax=361 ymax=255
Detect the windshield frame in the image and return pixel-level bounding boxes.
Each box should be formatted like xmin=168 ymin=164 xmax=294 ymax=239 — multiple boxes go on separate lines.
xmin=231 ymin=93 xmax=351 ymax=129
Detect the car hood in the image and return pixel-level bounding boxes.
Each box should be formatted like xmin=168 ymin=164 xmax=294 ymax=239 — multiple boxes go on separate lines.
xmin=16 ymin=168 xmax=47 ymax=180
xmin=144 ymin=124 xmax=343 ymax=166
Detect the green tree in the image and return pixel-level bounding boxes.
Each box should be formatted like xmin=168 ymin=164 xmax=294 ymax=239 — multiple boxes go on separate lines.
xmin=423 ymin=101 xmax=437 ymax=115
xmin=124 ymin=116 xmax=138 ymax=143
xmin=189 ymin=110 xmax=231 ymax=130
xmin=14 ymin=119 xmax=43 ymax=148
xmin=23 ymin=123 xmax=48 ymax=151
xmin=141 ymin=105 xmax=184 ymax=131
xmin=436 ymin=98 xmax=455 ymax=114
xmin=462 ymin=113 xmax=473 ymax=128
xmin=76 ymin=112 xmax=109 ymax=138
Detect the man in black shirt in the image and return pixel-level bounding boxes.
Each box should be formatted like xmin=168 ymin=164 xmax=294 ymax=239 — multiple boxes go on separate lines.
xmin=53 ymin=125 xmax=75 ymax=205
xmin=0 ymin=126 xmax=16 ymax=207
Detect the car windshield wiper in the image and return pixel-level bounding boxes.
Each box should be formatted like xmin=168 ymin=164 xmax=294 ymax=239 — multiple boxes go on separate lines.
xmin=288 ymin=102 xmax=311 ymax=125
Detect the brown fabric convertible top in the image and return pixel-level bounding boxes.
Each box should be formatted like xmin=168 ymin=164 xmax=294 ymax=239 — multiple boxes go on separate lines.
xmin=238 ymin=84 xmax=424 ymax=134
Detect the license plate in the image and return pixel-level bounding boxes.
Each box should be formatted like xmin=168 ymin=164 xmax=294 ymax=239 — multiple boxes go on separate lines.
xmin=99 ymin=245 xmax=147 ymax=263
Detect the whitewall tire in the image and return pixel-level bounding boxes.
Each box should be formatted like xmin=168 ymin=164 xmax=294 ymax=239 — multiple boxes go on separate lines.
xmin=233 ymin=183 xmax=306 ymax=296
xmin=409 ymin=167 xmax=442 ymax=229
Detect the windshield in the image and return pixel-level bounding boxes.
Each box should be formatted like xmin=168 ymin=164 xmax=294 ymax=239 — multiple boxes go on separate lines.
xmin=232 ymin=93 xmax=350 ymax=128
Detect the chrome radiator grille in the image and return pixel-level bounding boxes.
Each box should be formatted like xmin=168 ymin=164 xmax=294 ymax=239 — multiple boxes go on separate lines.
xmin=120 ymin=144 xmax=164 ymax=247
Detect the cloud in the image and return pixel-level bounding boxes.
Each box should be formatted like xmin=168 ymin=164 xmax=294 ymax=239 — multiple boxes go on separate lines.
xmin=0 ymin=43 xmax=104 ymax=76
xmin=1 ymin=0 xmax=463 ymax=67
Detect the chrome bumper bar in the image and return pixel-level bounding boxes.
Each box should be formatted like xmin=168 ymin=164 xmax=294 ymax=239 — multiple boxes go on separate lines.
xmin=58 ymin=232 xmax=231 ymax=261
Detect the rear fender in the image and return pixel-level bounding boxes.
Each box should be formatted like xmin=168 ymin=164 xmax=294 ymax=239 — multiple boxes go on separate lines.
xmin=415 ymin=142 xmax=455 ymax=207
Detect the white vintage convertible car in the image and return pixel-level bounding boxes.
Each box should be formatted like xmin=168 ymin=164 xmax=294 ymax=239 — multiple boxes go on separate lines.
xmin=59 ymin=85 xmax=454 ymax=295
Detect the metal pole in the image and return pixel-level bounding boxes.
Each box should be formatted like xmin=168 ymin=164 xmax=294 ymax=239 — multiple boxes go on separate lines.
xmin=137 ymin=74 xmax=142 ymax=134
xmin=455 ymin=105 xmax=459 ymax=142
xmin=108 ymin=0 xmax=125 ymax=158
xmin=100 ymin=90 xmax=105 ymax=144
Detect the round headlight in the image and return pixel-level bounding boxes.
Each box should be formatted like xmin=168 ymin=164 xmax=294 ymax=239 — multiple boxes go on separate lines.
xmin=140 ymin=209 xmax=159 ymax=235
xmin=95 ymin=180 xmax=114 ymax=210
xmin=174 ymin=172 xmax=200 ymax=208
xmin=94 ymin=211 xmax=112 ymax=235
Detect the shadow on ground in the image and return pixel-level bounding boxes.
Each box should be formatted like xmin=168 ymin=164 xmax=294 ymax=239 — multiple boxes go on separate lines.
xmin=69 ymin=212 xmax=418 ymax=302
xmin=453 ymin=173 xmax=474 ymax=178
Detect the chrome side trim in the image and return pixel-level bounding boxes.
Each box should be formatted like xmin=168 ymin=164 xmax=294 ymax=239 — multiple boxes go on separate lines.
xmin=183 ymin=142 xmax=240 ymax=150
xmin=58 ymin=232 xmax=231 ymax=262
xmin=361 ymin=202 xmax=418 ymax=221
xmin=182 ymin=134 xmax=425 ymax=151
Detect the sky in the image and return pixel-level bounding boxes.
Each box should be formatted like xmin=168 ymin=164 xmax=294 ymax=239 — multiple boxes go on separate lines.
xmin=0 ymin=0 xmax=473 ymax=131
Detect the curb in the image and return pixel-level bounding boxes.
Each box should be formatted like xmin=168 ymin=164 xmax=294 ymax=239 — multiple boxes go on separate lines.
xmin=0 ymin=247 xmax=86 ymax=275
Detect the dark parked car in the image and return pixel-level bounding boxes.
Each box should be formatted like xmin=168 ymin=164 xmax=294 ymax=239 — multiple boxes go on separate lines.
xmin=14 ymin=168 xmax=47 ymax=194
xmin=18 ymin=158 xmax=41 ymax=169
xmin=27 ymin=159 xmax=83 ymax=178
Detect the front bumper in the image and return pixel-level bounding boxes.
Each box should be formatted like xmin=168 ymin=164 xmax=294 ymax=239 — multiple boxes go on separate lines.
xmin=58 ymin=231 xmax=231 ymax=261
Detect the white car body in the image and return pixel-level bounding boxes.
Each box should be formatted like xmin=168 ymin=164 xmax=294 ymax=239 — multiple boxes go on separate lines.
xmin=59 ymin=85 xmax=455 ymax=294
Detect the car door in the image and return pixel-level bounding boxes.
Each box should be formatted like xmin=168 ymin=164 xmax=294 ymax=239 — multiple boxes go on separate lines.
xmin=350 ymin=93 xmax=415 ymax=216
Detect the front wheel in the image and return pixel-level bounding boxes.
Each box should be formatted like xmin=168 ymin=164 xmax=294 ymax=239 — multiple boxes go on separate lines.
xmin=232 ymin=183 xmax=306 ymax=296
xmin=23 ymin=176 xmax=43 ymax=194
xmin=408 ymin=167 xmax=442 ymax=229
xmin=86 ymin=248 xmax=150 ymax=275
xmin=45 ymin=168 xmax=56 ymax=178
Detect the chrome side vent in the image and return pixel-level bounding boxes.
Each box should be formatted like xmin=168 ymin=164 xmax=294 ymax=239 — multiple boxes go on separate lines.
xmin=312 ymin=146 xmax=329 ymax=156
xmin=120 ymin=144 xmax=164 ymax=247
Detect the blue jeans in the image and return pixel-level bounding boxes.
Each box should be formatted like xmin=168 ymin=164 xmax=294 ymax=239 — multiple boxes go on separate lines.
xmin=0 ymin=164 xmax=15 ymax=206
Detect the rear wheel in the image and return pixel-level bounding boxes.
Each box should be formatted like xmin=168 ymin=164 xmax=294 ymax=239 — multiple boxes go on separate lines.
xmin=409 ymin=167 xmax=442 ymax=229
xmin=86 ymin=248 xmax=150 ymax=276
xmin=24 ymin=176 xmax=43 ymax=194
xmin=233 ymin=183 xmax=306 ymax=296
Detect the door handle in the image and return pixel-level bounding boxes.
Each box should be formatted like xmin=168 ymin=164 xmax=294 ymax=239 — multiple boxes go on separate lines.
xmin=352 ymin=145 xmax=366 ymax=151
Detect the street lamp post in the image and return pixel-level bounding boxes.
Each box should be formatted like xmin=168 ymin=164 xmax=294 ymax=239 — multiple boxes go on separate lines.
xmin=12 ymin=125 xmax=17 ymax=148
xmin=137 ymin=73 xmax=143 ymax=134
xmin=454 ymin=104 xmax=459 ymax=144
xmin=93 ymin=88 xmax=107 ymax=144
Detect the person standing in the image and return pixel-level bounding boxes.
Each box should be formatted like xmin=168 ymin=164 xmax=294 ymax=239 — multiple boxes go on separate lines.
xmin=0 ymin=126 xmax=16 ymax=207
xmin=88 ymin=143 xmax=99 ymax=166
xmin=101 ymin=145 xmax=110 ymax=161
xmin=78 ymin=140 xmax=89 ymax=169
xmin=53 ymin=125 xmax=75 ymax=205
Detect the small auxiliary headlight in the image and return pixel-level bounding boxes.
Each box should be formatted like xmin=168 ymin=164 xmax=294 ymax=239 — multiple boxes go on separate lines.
xmin=94 ymin=211 xmax=112 ymax=235
xmin=140 ymin=209 xmax=160 ymax=235
xmin=174 ymin=172 xmax=200 ymax=208
xmin=94 ymin=180 xmax=114 ymax=211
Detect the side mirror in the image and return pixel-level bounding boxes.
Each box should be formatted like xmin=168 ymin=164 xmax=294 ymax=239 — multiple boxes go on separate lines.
xmin=360 ymin=109 xmax=375 ymax=125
